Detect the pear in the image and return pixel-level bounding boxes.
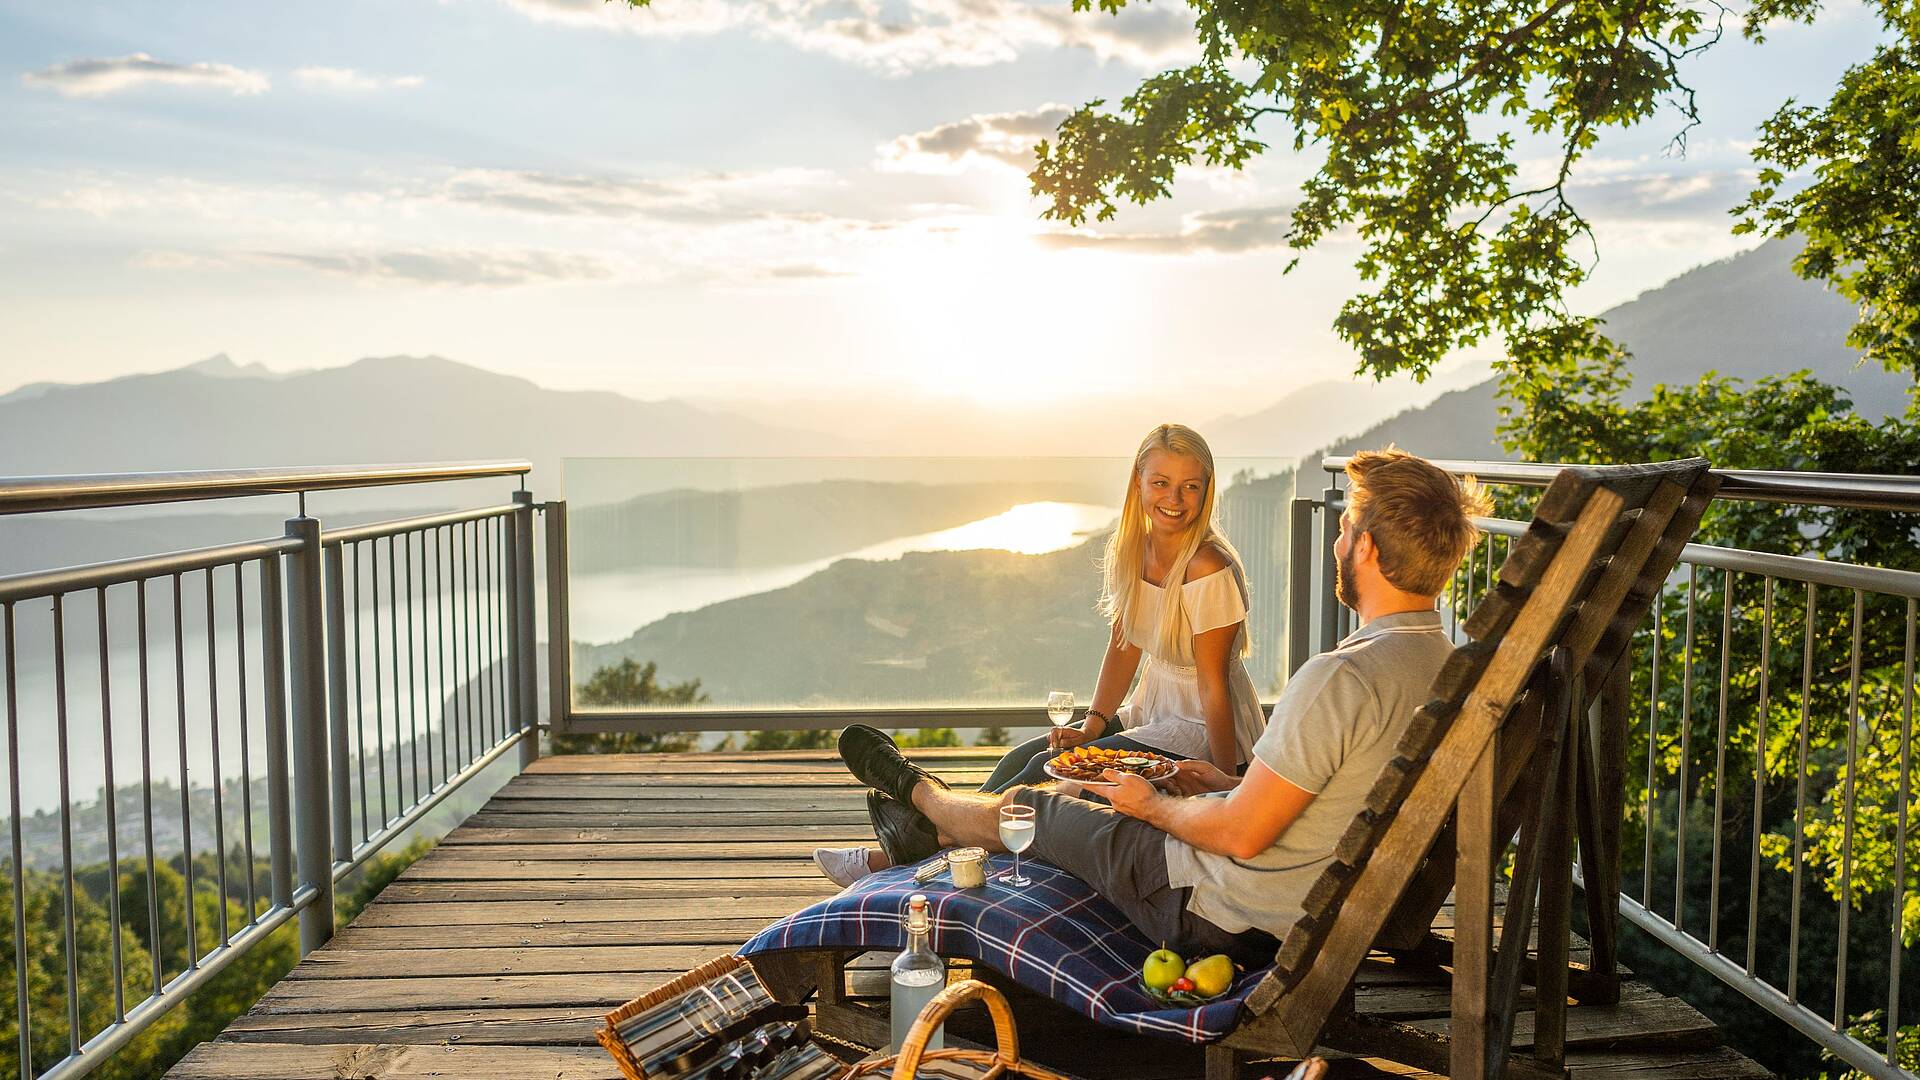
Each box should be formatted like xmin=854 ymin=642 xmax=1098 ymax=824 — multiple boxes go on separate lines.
xmin=1141 ymin=946 xmax=1186 ymax=992
xmin=1187 ymin=953 xmax=1235 ymax=998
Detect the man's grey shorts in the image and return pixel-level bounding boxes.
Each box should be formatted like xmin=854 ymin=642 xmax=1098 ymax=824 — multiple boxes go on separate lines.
xmin=1007 ymin=787 xmax=1278 ymax=966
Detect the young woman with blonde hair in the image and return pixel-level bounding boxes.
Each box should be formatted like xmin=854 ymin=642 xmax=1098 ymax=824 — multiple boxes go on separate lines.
xmin=813 ymin=424 xmax=1268 ymax=885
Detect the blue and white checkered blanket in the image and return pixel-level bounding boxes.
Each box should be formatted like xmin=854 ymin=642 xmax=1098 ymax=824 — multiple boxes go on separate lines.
xmin=739 ymin=856 xmax=1264 ymax=1043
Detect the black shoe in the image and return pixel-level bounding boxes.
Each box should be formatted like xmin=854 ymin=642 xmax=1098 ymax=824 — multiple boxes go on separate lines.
xmin=867 ymin=790 xmax=940 ymax=866
xmin=837 ymin=724 xmax=948 ymax=807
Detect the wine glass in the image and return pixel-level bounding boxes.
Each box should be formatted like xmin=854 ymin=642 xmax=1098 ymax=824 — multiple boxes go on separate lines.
xmin=998 ymin=804 xmax=1035 ymax=888
xmin=1046 ymin=690 xmax=1074 ymax=750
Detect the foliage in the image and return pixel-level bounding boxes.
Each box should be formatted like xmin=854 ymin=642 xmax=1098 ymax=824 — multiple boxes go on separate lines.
xmin=1736 ymin=2 xmax=1920 ymax=390
xmin=974 ymin=726 xmax=1012 ymax=747
xmin=552 ymin=659 xmax=704 ymax=754
xmin=1022 ymin=0 xmax=1741 ymax=386
xmin=741 ymin=730 xmax=835 ymax=750
xmin=1501 ymin=357 xmax=1920 ymax=1072
xmin=0 ymin=823 xmax=437 ymax=1079
xmin=894 ymin=728 xmax=961 ymax=748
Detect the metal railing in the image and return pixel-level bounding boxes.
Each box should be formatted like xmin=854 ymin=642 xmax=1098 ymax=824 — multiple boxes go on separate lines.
xmin=0 ymin=463 xmax=543 ymax=1079
xmin=1306 ymin=457 xmax=1920 ymax=1079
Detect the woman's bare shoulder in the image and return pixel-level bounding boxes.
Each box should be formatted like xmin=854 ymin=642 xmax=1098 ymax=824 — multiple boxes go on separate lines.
xmin=1184 ymin=543 xmax=1230 ymax=582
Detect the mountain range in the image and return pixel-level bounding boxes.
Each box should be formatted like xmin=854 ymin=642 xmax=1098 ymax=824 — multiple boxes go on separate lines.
xmin=0 ymin=353 xmax=855 ymax=488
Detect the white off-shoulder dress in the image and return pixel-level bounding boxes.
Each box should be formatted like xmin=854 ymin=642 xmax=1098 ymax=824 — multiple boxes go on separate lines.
xmin=1110 ymin=565 xmax=1267 ymax=767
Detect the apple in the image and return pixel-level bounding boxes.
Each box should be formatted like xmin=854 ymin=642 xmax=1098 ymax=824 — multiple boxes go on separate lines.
xmin=1187 ymin=954 xmax=1235 ymax=998
xmin=1142 ymin=947 xmax=1185 ymax=992
xmin=1171 ymin=977 xmax=1196 ymax=993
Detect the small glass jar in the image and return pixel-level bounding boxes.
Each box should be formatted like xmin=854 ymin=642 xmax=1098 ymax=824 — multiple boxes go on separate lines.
xmin=948 ymin=847 xmax=989 ymax=889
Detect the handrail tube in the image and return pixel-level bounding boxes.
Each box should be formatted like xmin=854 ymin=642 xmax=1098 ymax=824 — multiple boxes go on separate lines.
xmin=1612 ymin=894 xmax=1907 ymax=1080
xmin=1472 ymin=516 xmax=1920 ymax=598
xmin=0 ymin=537 xmax=302 ymax=604
xmin=331 ymin=726 xmax=534 ymax=884
xmin=321 ymin=503 xmax=520 ymax=547
xmin=0 ymin=461 xmax=531 ymax=515
xmin=1322 ymin=456 xmax=1920 ymax=513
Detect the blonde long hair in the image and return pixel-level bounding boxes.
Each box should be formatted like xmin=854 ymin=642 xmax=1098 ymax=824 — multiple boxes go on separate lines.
xmin=1099 ymin=424 xmax=1251 ymax=660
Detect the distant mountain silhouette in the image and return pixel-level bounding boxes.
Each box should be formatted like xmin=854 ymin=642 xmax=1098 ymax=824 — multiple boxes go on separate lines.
xmin=0 ymin=353 xmax=855 ymax=484
xmin=1270 ymin=239 xmax=1916 ymax=478
xmin=1205 ymin=376 xmax=1468 ymax=458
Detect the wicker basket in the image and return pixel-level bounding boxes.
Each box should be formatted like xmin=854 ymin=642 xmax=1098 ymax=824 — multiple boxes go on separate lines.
xmin=598 ymin=954 xmax=757 ymax=1080
xmin=847 ymin=980 xmax=1075 ymax=1080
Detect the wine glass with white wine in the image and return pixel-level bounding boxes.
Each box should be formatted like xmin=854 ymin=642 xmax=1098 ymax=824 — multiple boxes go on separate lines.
xmin=1046 ymin=690 xmax=1075 ymax=749
xmin=998 ymin=804 xmax=1035 ymax=888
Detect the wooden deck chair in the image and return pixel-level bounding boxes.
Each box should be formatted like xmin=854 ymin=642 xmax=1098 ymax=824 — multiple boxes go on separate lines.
xmin=758 ymin=460 xmax=1720 ymax=1080
xmin=1210 ymin=458 xmax=1719 ymax=1079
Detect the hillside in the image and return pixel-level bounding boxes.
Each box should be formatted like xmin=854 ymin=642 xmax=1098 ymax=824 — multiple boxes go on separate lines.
xmin=577 ymin=539 xmax=1110 ymax=706
xmin=570 ymin=478 xmax=1113 ymax=572
xmin=1293 ymin=239 xmax=1915 ymax=483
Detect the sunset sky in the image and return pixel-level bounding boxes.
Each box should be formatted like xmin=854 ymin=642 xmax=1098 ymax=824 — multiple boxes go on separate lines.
xmin=0 ymin=1 xmax=1886 ymax=409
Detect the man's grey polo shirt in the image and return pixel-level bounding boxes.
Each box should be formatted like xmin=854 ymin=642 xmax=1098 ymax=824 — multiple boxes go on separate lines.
xmin=1163 ymin=609 xmax=1455 ymax=936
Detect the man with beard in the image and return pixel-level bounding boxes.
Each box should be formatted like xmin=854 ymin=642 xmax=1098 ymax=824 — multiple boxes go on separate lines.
xmin=837 ymin=448 xmax=1491 ymax=958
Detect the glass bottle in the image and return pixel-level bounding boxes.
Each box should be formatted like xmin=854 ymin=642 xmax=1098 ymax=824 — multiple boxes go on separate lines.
xmin=888 ymin=893 xmax=946 ymax=1055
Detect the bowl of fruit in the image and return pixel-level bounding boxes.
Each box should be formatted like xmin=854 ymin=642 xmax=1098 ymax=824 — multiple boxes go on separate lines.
xmin=1139 ymin=946 xmax=1238 ymax=1006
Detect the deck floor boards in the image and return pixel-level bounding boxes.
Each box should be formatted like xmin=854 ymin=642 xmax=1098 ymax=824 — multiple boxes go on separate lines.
xmin=169 ymin=748 xmax=1765 ymax=1079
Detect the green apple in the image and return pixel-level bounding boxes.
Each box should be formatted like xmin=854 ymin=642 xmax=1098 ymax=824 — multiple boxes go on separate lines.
xmin=1187 ymin=953 xmax=1234 ymax=998
xmin=1142 ymin=947 xmax=1186 ymax=992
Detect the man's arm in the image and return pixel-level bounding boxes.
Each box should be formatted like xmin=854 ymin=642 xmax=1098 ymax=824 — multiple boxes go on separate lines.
xmin=1098 ymin=761 xmax=1314 ymax=860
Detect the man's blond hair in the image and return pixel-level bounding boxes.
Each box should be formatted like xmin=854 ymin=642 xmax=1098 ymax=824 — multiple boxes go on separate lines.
xmin=1343 ymin=448 xmax=1493 ymax=597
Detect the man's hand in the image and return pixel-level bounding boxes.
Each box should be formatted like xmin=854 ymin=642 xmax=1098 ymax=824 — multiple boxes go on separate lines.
xmin=1095 ymin=769 xmax=1159 ymax=819
xmin=1164 ymin=760 xmax=1236 ymax=796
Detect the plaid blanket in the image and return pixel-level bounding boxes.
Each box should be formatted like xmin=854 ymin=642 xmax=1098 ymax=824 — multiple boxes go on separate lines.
xmin=738 ymin=855 xmax=1263 ymax=1043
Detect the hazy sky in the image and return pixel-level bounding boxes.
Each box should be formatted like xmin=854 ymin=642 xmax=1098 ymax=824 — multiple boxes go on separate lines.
xmin=0 ymin=1 xmax=1886 ymax=408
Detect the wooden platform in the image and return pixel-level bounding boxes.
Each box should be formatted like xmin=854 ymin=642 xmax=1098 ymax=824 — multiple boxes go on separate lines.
xmin=168 ymin=748 xmax=1766 ymax=1079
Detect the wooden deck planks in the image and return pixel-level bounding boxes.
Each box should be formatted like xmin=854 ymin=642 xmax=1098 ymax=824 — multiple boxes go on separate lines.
xmin=169 ymin=748 xmax=1767 ymax=1079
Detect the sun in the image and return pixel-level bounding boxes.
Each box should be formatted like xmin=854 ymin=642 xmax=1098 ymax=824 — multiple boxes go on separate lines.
xmin=867 ymin=217 xmax=1149 ymax=405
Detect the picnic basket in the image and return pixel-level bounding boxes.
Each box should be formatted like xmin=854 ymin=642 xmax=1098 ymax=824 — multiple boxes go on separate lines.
xmin=845 ymin=979 xmax=1072 ymax=1080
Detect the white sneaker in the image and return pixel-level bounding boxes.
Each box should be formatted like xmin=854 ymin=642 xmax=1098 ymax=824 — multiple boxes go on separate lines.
xmin=813 ymin=846 xmax=875 ymax=888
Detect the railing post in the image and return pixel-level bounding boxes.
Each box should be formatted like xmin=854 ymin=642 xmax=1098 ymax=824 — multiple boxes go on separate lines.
xmin=258 ymin=552 xmax=295 ymax=914
xmin=512 ymin=490 xmax=540 ymax=765
xmin=1287 ymin=497 xmax=1316 ymax=677
xmin=323 ymin=541 xmax=352 ymax=864
xmin=284 ymin=516 xmax=335 ymax=953
xmin=544 ymin=499 xmax=572 ymax=738
xmin=1319 ymin=482 xmax=1344 ymax=654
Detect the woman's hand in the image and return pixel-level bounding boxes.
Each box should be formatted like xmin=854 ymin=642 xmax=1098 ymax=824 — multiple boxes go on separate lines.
xmin=1048 ymin=724 xmax=1093 ymax=751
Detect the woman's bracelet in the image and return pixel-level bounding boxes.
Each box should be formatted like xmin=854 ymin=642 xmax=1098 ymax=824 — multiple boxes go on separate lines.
xmin=1084 ymin=708 xmax=1112 ymax=729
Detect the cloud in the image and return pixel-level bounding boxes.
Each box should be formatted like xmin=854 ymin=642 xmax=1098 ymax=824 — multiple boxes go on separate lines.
xmin=254 ymin=248 xmax=615 ymax=287
xmin=438 ymin=166 xmax=844 ymax=224
xmin=878 ymin=105 xmax=1071 ymax=173
xmin=22 ymin=54 xmax=269 ymax=98
xmin=294 ymin=67 xmax=426 ymax=92
xmin=1039 ymin=205 xmax=1295 ymax=255
xmin=501 ymin=0 xmax=1199 ymax=75
xmin=1567 ymin=170 xmax=1753 ymax=223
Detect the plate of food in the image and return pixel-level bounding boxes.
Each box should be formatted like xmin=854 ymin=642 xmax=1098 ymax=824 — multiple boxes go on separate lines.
xmin=1043 ymin=746 xmax=1179 ymax=785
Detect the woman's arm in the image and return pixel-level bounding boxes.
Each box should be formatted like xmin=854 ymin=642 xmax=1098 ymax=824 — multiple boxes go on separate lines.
xmin=1053 ymin=627 xmax=1142 ymax=750
xmin=1192 ymin=620 xmax=1242 ymax=775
